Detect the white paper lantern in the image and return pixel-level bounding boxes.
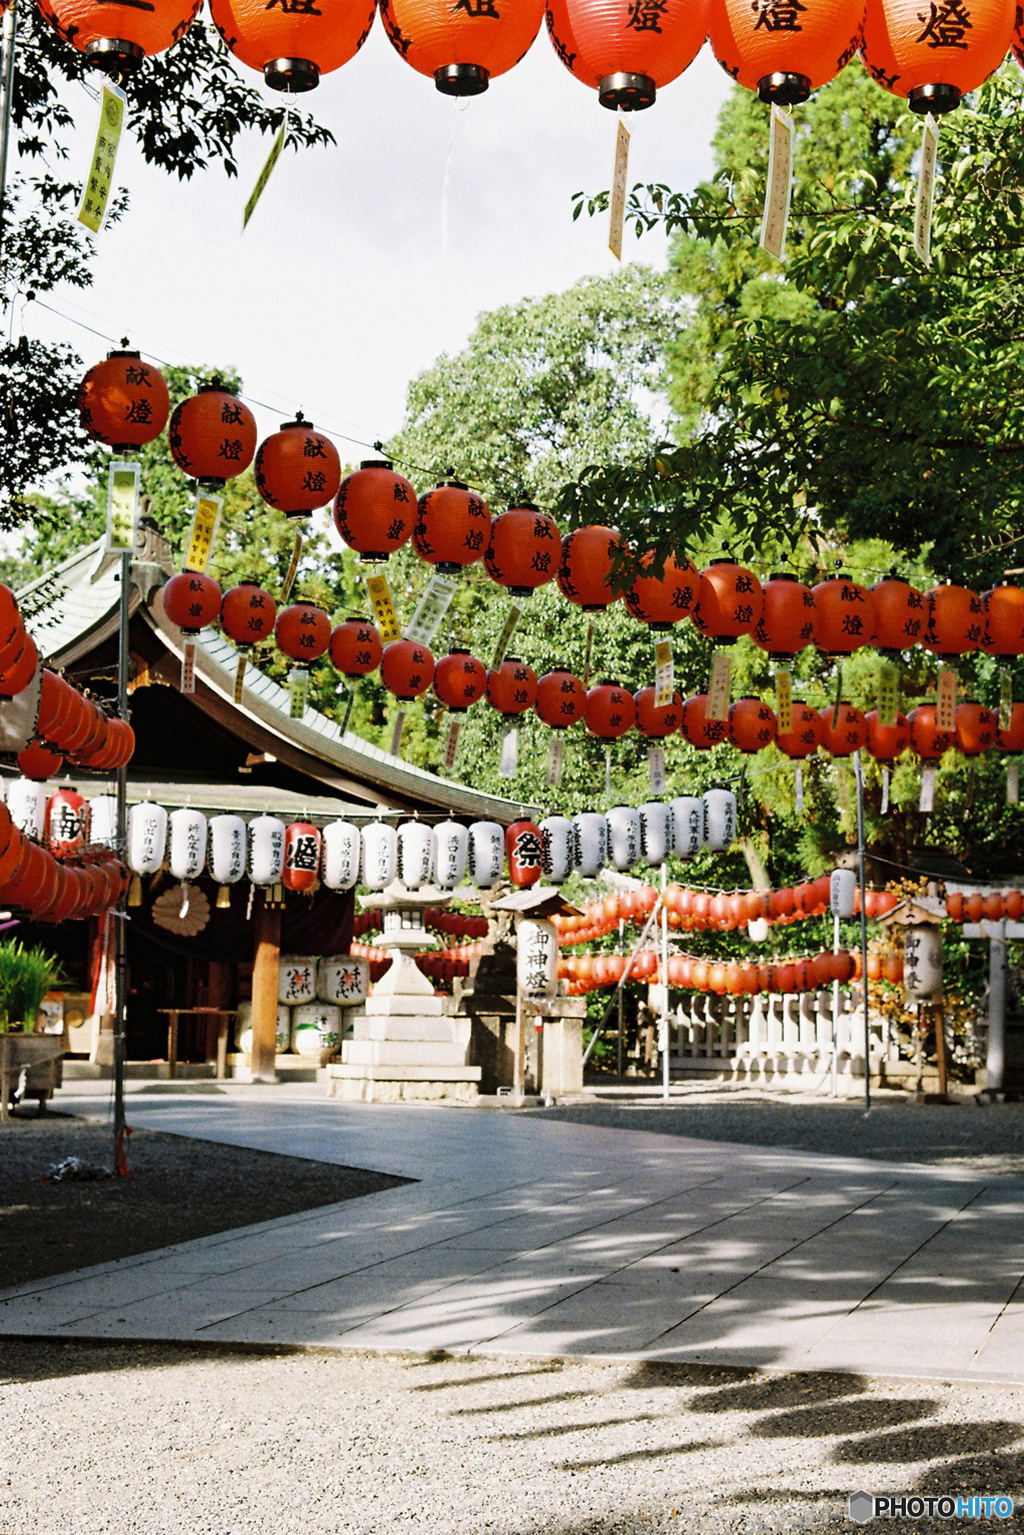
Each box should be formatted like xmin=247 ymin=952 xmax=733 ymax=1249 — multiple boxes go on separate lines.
xmin=208 ymin=813 xmax=246 ymax=885
xmin=467 ymin=820 xmax=503 ymax=890
xmin=89 ymin=794 xmax=119 ymax=849
xmin=639 ymin=802 xmax=672 ymax=867
xmin=670 ymin=796 xmax=705 ymax=859
xmin=361 ymin=821 xmax=397 ymax=891
xmin=278 ymin=955 xmax=317 ymax=1005
xmin=128 ymin=800 xmax=168 ymax=874
xmin=433 ymin=820 xmax=468 ymax=891
xmin=321 ymin=819 xmax=360 ymax=891
xmin=238 ymin=1001 xmax=291 ymax=1055
xmin=573 ymin=812 xmax=608 ymax=878
xmin=703 ymin=789 xmax=737 ymax=853
xmin=540 ymin=815 xmax=574 ymax=885
xmin=169 ymin=807 xmax=207 ymax=882
xmin=830 ymin=868 xmax=857 ymax=919
xmin=517 ymin=916 xmax=559 ymax=1005
xmin=292 ymin=1001 xmax=342 ymax=1054
xmin=7 ymin=777 xmax=46 ymax=840
xmin=398 ymin=820 xmax=435 ymax=889
xmin=317 ymin=953 xmax=370 ymax=1006
xmin=245 ymin=814 xmax=285 ymax=887
xmin=606 ymin=805 xmax=641 ymax=873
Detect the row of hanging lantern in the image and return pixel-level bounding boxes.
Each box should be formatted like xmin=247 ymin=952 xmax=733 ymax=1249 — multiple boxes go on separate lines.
xmin=557 ymin=879 xmax=898 ymax=942
xmin=559 ymin=946 xmax=902 ymax=996
xmin=44 ymin=0 xmax=1018 ymax=120
xmin=0 ymin=792 xmax=127 ymax=923
xmin=945 ymin=888 xmax=1024 ymax=921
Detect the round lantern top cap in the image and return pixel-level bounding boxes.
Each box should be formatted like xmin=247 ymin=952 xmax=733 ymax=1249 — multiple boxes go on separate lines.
xmin=506 ymin=498 xmax=540 ymax=512
xmin=279 ymin=413 xmax=314 ymax=430
xmin=768 ymin=571 xmax=800 ymax=582
xmin=359 ymin=458 xmax=393 ymax=471
xmin=107 ymin=344 xmax=141 ymax=359
xmin=344 ymin=613 xmax=374 ymax=624
xmin=436 ymin=476 xmax=469 ymax=490
xmin=595 ymin=677 xmax=624 ymax=688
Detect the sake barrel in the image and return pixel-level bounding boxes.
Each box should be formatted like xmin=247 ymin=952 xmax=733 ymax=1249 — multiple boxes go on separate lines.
xmin=277 ymin=955 xmax=317 ymax=1005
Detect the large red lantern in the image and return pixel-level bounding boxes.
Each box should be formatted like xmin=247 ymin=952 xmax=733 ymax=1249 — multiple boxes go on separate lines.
xmin=866 ymin=709 xmax=910 ymax=762
xmin=283 ymin=821 xmax=322 ymax=893
xmin=681 ymin=693 xmax=728 ymax=750
xmin=818 ymin=702 xmax=868 ymax=756
xmin=413 ymin=480 xmax=492 ymax=574
xmin=39 ymin=0 xmax=199 ymax=72
xmin=777 ymin=701 xmax=821 ymax=758
xmin=329 ymin=617 xmax=383 ymax=678
xmin=434 ymin=649 xmax=488 ymax=711
xmin=46 ymin=788 xmax=89 ymax=859
xmin=535 ymin=669 xmax=586 ymax=729
xmin=556 ymin=525 xmax=623 ymax=611
xmin=924 ymin=582 xmax=983 ymax=656
xmin=220 ymin=581 xmax=277 ymax=650
xmin=980 ymin=585 xmax=1024 ymax=659
xmin=870 ymin=574 xmax=926 ymax=653
xmin=623 ymin=551 xmax=699 ymax=629
xmin=169 ymin=384 xmax=256 ymax=486
xmin=36 ymin=670 xmax=73 ymax=746
xmin=955 ymin=701 xmax=997 ymax=757
xmin=695 ymin=559 xmax=763 ymax=641
xmin=545 ymin=0 xmax=710 ymax=109
xmin=998 ymin=703 xmax=1024 ymax=753
xmin=709 ymin=0 xmax=862 ymax=103
xmin=585 ymin=680 xmax=635 ymax=739
xmin=634 ymin=686 xmax=683 ymax=738
xmin=254 ymin=417 xmax=341 ymax=517
xmin=17 ymin=744 xmax=63 ymax=782
xmin=860 ymin=0 xmax=1013 ymax=113
xmin=812 ymin=575 xmax=876 ymax=656
xmin=162 ymin=572 xmax=222 ymax=634
xmin=333 ymin=460 xmax=416 ymax=562
xmin=78 ymin=348 xmax=170 ymax=449
xmin=729 ymin=696 xmax=778 ymax=754
xmin=487 ymin=658 xmax=538 ymax=716
xmin=209 ymin=0 xmax=376 ymax=89
xmin=505 ymin=820 xmax=545 ymax=887
xmin=909 ymin=703 xmax=954 ymax=759
xmin=0 ymin=635 xmax=39 ymax=699
xmin=380 ymin=640 xmax=435 ymax=699
xmin=380 ymin=0 xmax=544 ymax=94
xmin=275 ymin=601 xmax=331 ymax=663
xmin=484 ymin=503 xmax=560 ymax=598
xmin=753 ymin=573 xmax=815 ymax=660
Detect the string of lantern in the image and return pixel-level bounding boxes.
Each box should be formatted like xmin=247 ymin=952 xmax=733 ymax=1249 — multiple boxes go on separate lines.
xmin=558 ymin=946 xmax=903 ymax=995
xmin=944 ymin=889 xmax=1024 ymax=921
xmin=557 ymin=880 xmax=898 ymax=942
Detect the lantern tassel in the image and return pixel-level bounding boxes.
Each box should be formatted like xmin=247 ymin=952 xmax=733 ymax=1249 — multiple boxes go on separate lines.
xmin=760 ymin=104 xmax=794 ymax=262
xmin=246 ymin=882 xmax=255 ymax=920
xmin=128 ymin=873 xmax=142 ymax=908
xmin=913 ymin=113 xmax=939 ymax=268
xmin=216 ymin=884 xmax=231 ymax=910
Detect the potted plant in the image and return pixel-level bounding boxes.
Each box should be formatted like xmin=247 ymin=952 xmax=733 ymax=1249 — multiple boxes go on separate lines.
xmin=0 ymin=942 xmax=64 ymax=1119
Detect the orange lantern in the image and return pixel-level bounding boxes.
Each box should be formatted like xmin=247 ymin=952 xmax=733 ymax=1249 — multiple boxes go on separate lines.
xmin=535 ymin=669 xmax=586 ymax=729
xmin=434 ymin=649 xmax=488 ymax=711
xmin=39 ymin=0 xmax=199 ymax=72
xmin=818 ymin=702 xmax=868 ymax=756
xmin=254 ymin=416 xmax=341 ymax=518
xmin=329 ymin=617 xmax=383 ymax=678
xmin=35 ymin=670 xmax=73 ymax=746
xmin=998 ymin=702 xmax=1024 ymax=753
xmin=275 ymin=601 xmax=331 ymax=663
xmin=483 ymin=502 xmax=560 ymax=597
xmin=220 ymin=581 xmax=277 ymax=651
xmin=681 ymin=692 xmax=729 ymax=750
xmin=870 ymin=574 xmax=926 ymax=653
xmin=923 ymin=582 xmax=983 ymax=657
xmin=487 ymin=658 xmax=538 ymax=716
xmin=209 ymin=0 xmax=376 ymax=89
xmin=709 ymin=0 xmax=862 ymax=103
xmin=980 ymin=585 xmax=1024 ymax=659
xmin=634 ymin=686 xmax=683 ymax=738
xmin=954 ymin=701 xmax=996 ymax=757
xmin=584 ymin=680 xmax=636 ymax=739
xmin=333 ymin=460 xmax=416 ymax=562
xmin=812 ymin=574 xmax=876 ymax=656
xmin=78 ymin=347 xmax=170 ymax=449
xmin=283 ymin=821 xmax=321 ymax=893
xmin=545 ymin=0 xmax=709 ymax=109
xmin=380 ymin=640 xmax=435 ymax=699
xmin=17 ymin=743 xmax=63 ymax=781
xmin=623 ymin=551 xmax=699 ymax=629
xmin=728 ymin=696 xmax=778 ymax=754
xmin=909 ymin=703 xmax=954 ymax=759
xmin=556 ymin=525 xmax=623 ymax=611
xmin=169 ymin=384 xmax=256 ymax=486
xmin=753 ymin=573 xmax=815 ymax=660
xmin=695 ymin=559 xmax=763 ymax=641
xmin=776 ymin=699 xmax=821 ymax=759
xmin=866 ymin=708 xmax=910 ymax=762
xmin=380 ymin=0 xmax=544 ymax=94
xmin=0 ymin=635 xmax=39 ymax=699
xmin=162 ymin=572 xmax=222 ymax=634
xmin=413 ymin=480 xmax=492 ymax=573
xmin=860 ymin=0 xmax=1013 ymax=112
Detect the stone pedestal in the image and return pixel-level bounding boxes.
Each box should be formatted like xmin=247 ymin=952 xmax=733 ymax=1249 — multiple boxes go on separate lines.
xmin=453 ymin=940 xmax=585 ymax=1097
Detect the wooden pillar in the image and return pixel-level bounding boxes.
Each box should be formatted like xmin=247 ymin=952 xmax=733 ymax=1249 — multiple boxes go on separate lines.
xmin=251 ymin=897 xmax=281 ymax=1084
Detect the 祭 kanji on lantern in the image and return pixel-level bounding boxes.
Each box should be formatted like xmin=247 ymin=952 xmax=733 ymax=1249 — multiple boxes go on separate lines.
xmin=506 ymin=819 xmax=545 ymax=886
xmin=40 ymin=0 xmax=201 ymax=73
xmin=556 ymin=525 xmax=624 ymax=611
xmin=254 ymin=416 xmax=341 ymax=517
xmin=333 ymin=460 xmax=417 ymax=562
xmin=78 ymin=348 xmax=170 ymax=449
xmin=483 ymin=503 xmax=560 ymax=597
xmin=209 ymin=0 xmax=377 ymax=89
xmin=546 ymin=0 xmax=711 ymax=109
xmin=169 ymin=384 xmax=257 ymax=487
xmin=709 ymin=0 xmax=863 ymax=103
xmin=753 ymin=573 xmax=816 ymax=660
xmin=380 ymin=0 xmax=545 ymax=94
xmin=622 ymin=551 xmax=699 ymax=629
xmin=860 ymin=0 xmax=1014 ymax=113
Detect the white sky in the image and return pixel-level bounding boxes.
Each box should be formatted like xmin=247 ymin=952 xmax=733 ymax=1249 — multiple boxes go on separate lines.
xmin=23 ymin=23 xmax=731 ymax=455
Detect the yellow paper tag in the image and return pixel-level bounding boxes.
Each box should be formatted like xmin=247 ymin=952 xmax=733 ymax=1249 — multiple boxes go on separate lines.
xmin=608 ymin=118 xmax=630 ymax=262
xmin=77 ymin=83 xmax=125 ymax=234
xmin=106 ymin=460 xmax=138 ymax=551
xmin=706 ymin=651 xmax=732 ymax=722
xmin=936 ymin=666 xmax=958 ymax=733
xmin=914 ymin=113 xmax=939 ymax=267
xmin=281 ymin=527 xmax=303 ymax=604
xmin=243 ymin=119 xmax=287 ymax=231
xmin=365 ymin=571 xmax=401 ymax=643
xmin=184 ymin=491 xmax=221 ymax=574
xmin=654 ymin=640 xmax=674 ymax=708
xmin=877 ymin=660 xmax=900 ymax=727
xmin=775 ymin=667 xmax=792 ymax=735
xmin=233 ymin=654 xmax=247 ymax=706
xmin=760 ymin=105 xmax=793 ymax=261
xmin=1000 ymin=666 xmax=1013 ymax=732
xmin=491 ymin=602 xmax=523 ymax=668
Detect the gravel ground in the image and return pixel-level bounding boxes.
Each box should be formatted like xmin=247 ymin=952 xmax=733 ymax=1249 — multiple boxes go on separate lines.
xmin=1 ymin=1344 xmax=1022 ymax=1534
xmin=544 ymin=1094 xmax=1024 ymax=1177
xmin=0 ymin=1114 xmax=407 ymax=1290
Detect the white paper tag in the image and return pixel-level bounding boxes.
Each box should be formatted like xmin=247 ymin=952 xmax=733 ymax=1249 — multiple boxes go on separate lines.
xmin=1008 ymin=761 xmax=1020 ymax=806
xmin=390 ymin=709 xmax=407 ymax=757
xmin=648 ymin=746 xmax=666 ymax=795
xmin=288 ymin=666 xmax=309 ymax=720
xmin=706 ymin=651 xmax=732 ymax=721
xmin=936 ymin=666 xmax=958 ymax=733
xmin=605 ymin=747 xmax=612 ymax=796
xmin=547 ymin=735 xmax=565 ymax=788
xmin=404 ymin=571 xmax=459 ymax=647
xmin=775 ymin=667 xmax=792 ymax=735
xmin=181 ymin=640 xmax=196 ymax=695
xmin=491 ymin=602 xmax=523 ymax=668
xmin=443 ymin=717 xmax=461 ymax=772
xmin=105 ymin=460 xmax=139 ymax=552
xmin=881 ymin=765 xmax=890 ymax=815
xmin=920 ymin=763 xmax=936 ymax=814
xmin=795 ymin=764 xmax=804 ymax=813
xmin=499 ymin=724 xmax=519 ymax=779
xmin=1001 ymin=666 xmax=1013 ymax=731
xmin=760 ymin=105 xmax=794 ymax=261
xmin=609 ymin=116 xmax=630 ymax=262
xmin=914 ymin=113 xmax=939 ymax=267
xmin=654 ymin=640 xmax=673 ymax=709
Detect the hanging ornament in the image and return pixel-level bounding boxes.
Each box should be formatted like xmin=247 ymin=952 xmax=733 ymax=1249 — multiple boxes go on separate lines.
xmin=923 ymin=581 xmax=983 ymax=657
xmin=556 ymin=525 xmax=623 ymax=611
xmin=17 ymin=744 xmax=62 ymax=782
xmin=753 ymin=573 xmax=816 ymax=660
xmin=275 ymin=600 xmax=331 ymax=667
xmin=128 ymin=801 xmax=168 ymax=874
xmin=605 ymin=805 xmax=641 ymax=872
xmin=208 ymin=814 xmax=247 ymax=903
xmin=77 ymin=347 xmax=170 ymax=448
xmin=955 ymin=701 xmax=997 ymax=757
xmin=333 ymin=459 xmax=417 ymax=561
xmin=622 ymin=551 xmax=699 ymax=629
xmin=247 ymin=814 xmax=286 ymax=888
xmin=573 ymin=811 xmax=608 ymax=877
xmin=777 ymin=700 xmax=821 ymax=759
xmin=681 ymin=693 xmax=729 ymax=750
xmin=546 ymin=0 xmax=709 ymax=108
xmin=484 ymin=503 xmax=560 ymax=598
xmin=169 ymin=384 xmax=256 ymax=487
xmin=584 ymin=680 xmax=635 ymax=739
xmin=319 ymin=819 xmax=360 ymax=891
xmin=709 ymin=0 xmax=861 ymax=103
xmin=434 ymin=649 xmax=488 ymax=711
xmin=380 ymin=0 xmax=544 ymax=94
xmin=281 ymin=820 xmax=321 ymax=894
xmin=870 ymin=574 xmax=926 ymax=653
xmin=909 ymin=703 xmax=955 ymax=759
xmin=162 ymin=571 xmax=222 ymax=693
xmin=866 ymin=709 xmax=910 ymax=762
xmin=168 ymin=806 xmax=207 ymax=882
xmin=328 ymin=617 xmax=384 ymax=680
xmin=254 ymin=416 xmax=341 ymax=517
xmin=539 ymin=815 xmax=574 ymax=885
xmin=361 ymin=821 xmax=398 ymax=890
xmin=703 ymin=788 xmax=737 ymax=852
xmin=860 ymin=0 xmax=1013 ymax=114
xmin=980 ymin=584 xmax=1024 ymax=659
xmin=467 ymin=820 xmax=504 ymax=889
xmin=209 ymin=0 xmax=376 ymax=89
xmin=41 ymin=0 xmax=200 ymax=71
xmin=413 ymin=480 xmax=492 ymax=574
xmin=670 ymin=795 xmax=705 ymax=858
xmin=728 ymin=696 xmax=778 ymax=754
xmin=818 ymin=702 xmax=868 ymax=757
xmin=998 ymin=702 xmax=1024 ymax=752
xmin=433 ymin=820 xmax=469 ymax=890
xmin=487 ymin=657 xmax=538 ymax=716
xmin=381 ymin=639 xmax=435 ymax=699
xmin=219 ymin=581 xmax=278 ymax=703
xmin=535 ymin=669 xmax=586 ymax=729
xmin=694 ymin=559 xmax=763 ymax=642
xmin=634 ymin=686 xmax=683 ymax=738
xmin=398 ymin=820 xmax=435 ymax=889
xmin=812 ymin=574 xmax=876 ymax=656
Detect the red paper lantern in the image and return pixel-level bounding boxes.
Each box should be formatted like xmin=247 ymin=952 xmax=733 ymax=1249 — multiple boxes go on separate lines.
xmin=860 ymin=0 xmax=1013 ymax=113
xmin=254 ymin=417 xmax=341 ymax=517
xmin=998 ymin=702 xmax=1024 ymax=753
xmin=46 ymin=788 xmax=89 ymax=859
xmin=36 ymin=671 xmax=73 ymax=745
xmin=506 ymin=820 xmax=545 ymax=887
xmin=634 ymin=686 xmax=683 ymax=738
xmin=333 ymin=460 xmax=416 ymax=562
xmin=584 ymin=680 xmax=636 ymax=739
xmin=413 ymin=480 xmax=492 ymax=574
xmin=694 ymin=559 xmax=763 ymax=641
xmin=622 ymin=551 xmax=700 ymax=630
xmin=40 ymin=0 xmax=200 ymax=72
xmin=818 ymin=702 xmax=868 ymax=756
xmin=728 ymin=696 xmax=778 ymax=754
xmin=380 ymin=640 xmax=435 ymax=699
xmin=909 ymin=703 xmax=954 ymax=759
xmin=209 ymin=0 xmax=376 ymax=89
xmin=753 ymin=573 xmax=816 ymax=660
xmin=78 ymin=348 xmax=170 ymax=449
xmin=870 ymin=574 xmax=927 ymax=653
xmin=866 ymin=709 xmax=910 ymax=762
xmin=434 ymin=649 xmax=488 ymax=711
xmin=923 ymin=582 xmax=983 ymax=657
xmin=283 ymin=820 xmax=322 ymax=893
xmin=556 ymin=525 xmax=623 ymax=611
xmin=487 ymin=658 xmax=538 ymax=716
xmin=535 ymin=669 xmax=586 ymax=729
xmin=545 ymin=0 xmax=709 ymax=108
xmin=329 ymin=617 xmax=383 ymax=678
xmin=0 ymin=636 xmax=39 ymax=699
xmin=483 ymin=502 xmax=560 ymax=597
xmin=17 ymin=744 xmax=63 ymax=781
xmin=955 ymin=701 xmax=996 ymax=756
xmin=980 ymin=585 xmax=1024 ymax=659
xmin=709 ymin=0 xmax=862 ymax=102
xmin=220 ymin=581 xmax=277 ymax=650
xmin=812 ymin=575 xmax=876 ymax=656
xmin=162 ymin=572 xmax=222 ymax=635
xmin=169 ymin=385 xmax=256 ymax=486
xmin=681 ymin=693 xmax=729 ymax=750
xmin=380 ymin=0 xmax=544 ymax=94
xmin=275 ymin=601 xmax=331 ymax=663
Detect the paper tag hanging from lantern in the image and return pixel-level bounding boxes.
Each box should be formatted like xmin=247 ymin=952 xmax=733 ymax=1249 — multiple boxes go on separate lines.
xmin=404 ymin=573 xmax=458 ymax=647
xmin=936 ymin=667 xmax=958 ymax=733
xmin=573 ymin=811 xmax=608 ymax=878
xmin=361 ymin=821 xmax=397 ymax=890
xmin=540 ymin=815 xmax=574 ymax=885
xmin=443 ymin=718 xmax=461 ymax=772
xmin=706 ymin=651 xmax=732 ymax=722
xmin=389 ymin=709 xmax=407 ymax=757
xmin=105 ymin=460 xmax=139 ymax=552
xmin=468 ymin=820 xmax=504 ymax=890
xmin=1001 ymin=667 xmax=1014 ymax=732
xmin=398 ymin=820 xmax=434 ymax=890
xmin=433 ymin=820 xmax=469 ymax=890
xmin=608 ymin=115 xmax=630 ymax=262
xmin=288 ymin=667 xmax=309 ymax=721
xmin=364 ymin=571 xmax=401 ymax=643
xmin=181 ymin=642 xmax=196 ymax=695
xmin=281 ymin=529 xmax=302 ymax=604
xmin=831 ymin=666 xmax=843 ymax=729
xmin=184 ymin=491 xmax=221 ymax=574
xmin=499 ymin=725 xmax=519 ymax=779
xmin=320 ymin=819 xmax=360 ymax=891
xmin=913 ymin=114 xmax=939 ymax=268
xmin=517 ymin=917 xmax=558 ymax=1005
xmin=604 ymin=747 xmax=612 ymax=797
xmin=233 ymin=654 xmax=247 ymax=705
xmin=242 ymin=112 xmax=288 ymax=231
xmin=670 ymin=796 xmax=704 ymax=859
xmin=247 ymin=814 xmax=286 ymax=887
xmin=653 ymin=639 xmax=673 ymax=708
xmin=881 ymin=766 xmax=890 ymax=815
xmin=546 ymin=735 xmax=565 ymax=788
xmin=795 ymin=764 xmax=804 ymax=813
xmin=877 ymin=659 xmax=899 ymax=727
xmin=648 ymin=746 xmax=666 ymax=795
xmin=775 ymin=667 xmax=792 ymax=735
xmin=606 ymin=805 xmax=640 ymax=872
xmin=491 ymin=603 xmax=522 ymax=668
xmin=1008 ymin=762 xmax=1020 ymax=806
xmin=836 ymin=763 xmax=849 ymax=810
xmin=920 ymin=763 xmax=936 ymax=814
xmin=760 ymin=105 xmax=793 ymax=261
xmin=77 ymin=82 xmax=126 ymax=234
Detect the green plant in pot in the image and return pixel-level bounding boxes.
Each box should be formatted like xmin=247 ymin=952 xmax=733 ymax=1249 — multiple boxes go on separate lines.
xmin=0 ymin=942 xmax=61 ymax=1033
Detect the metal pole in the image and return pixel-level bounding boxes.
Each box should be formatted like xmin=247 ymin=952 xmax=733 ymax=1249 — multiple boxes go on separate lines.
xmin=660 ymin=863 xmax=669 ymax=1102
xmin=0 ymin=0 xmax=16 ymax=267
xmin=581 ymin=896 xmax=663 ymax=1069
xmin=112 ymin=547 xmax=130 ymax=1171
xmin=988 ymin=928 xmax=1007 ymax=1094
xmin=831 ymin=912 xmax=840 ymax=1099
xmin=617 ymin=915 xmax=624 ymax=1079
xmin=854 ymin=750 xmax=871 ymax=1117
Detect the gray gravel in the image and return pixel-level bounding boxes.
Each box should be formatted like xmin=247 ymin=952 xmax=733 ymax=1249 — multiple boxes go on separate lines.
xmin=1 ymin=1344 xmax=1022 ymax=1534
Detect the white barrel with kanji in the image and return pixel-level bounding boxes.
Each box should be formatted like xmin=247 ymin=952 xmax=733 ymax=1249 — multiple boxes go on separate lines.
xmin=292 ymin=1001 xmax=343 ymax=1055
xmin=238 ymin=1001 xmax=291 ymax=1054
xmin=467 ymin=820 xmax=503 ymax=889
xmin=247 ymin=814 xmax=285 ymax=887
xmin=317 ymin=954 xmax=370 ymax=1006
xmin=398 ymin=819 xmax=434 ymax=889
xmin=128 ymin=801 xmax=168 ymax=874
xmin=573 ymin=812 xmax=607 ymax=878
xmin=169 ymin=807 xmax=207 ymax=882
xmin=540 ymin=815 xmax=574 ymax=885
xmin=606 ymin=805 xmax=641 ymax=872
xmin=670 ymin=796 xmax=704 ymax=858
xmin=278 ymin=955 xmax=317 ymax=1005
xmin=321 ymin=819 xmax=360 ymax=891
xmin=517 ymin=917 xmax=559 ymax=1006
xmin=361 ymin=821 xmax=397 ymax=891
xmin=703 ymin=789 xmax=737 ymax=853
xmin=433 ymin=820 xmax=468 ymax=890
